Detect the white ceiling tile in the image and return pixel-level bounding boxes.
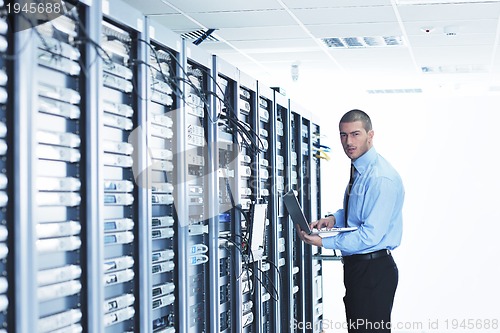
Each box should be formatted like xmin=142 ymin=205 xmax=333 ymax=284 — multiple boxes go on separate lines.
xmin=408 ymin=34 xmax=498 ymax=48
xmin=282 ymin=0 xmax=392 ymax=9
xmin=248 ymin=50 xmax=329 ymax=63
xmin=216 ymin=26 xmax=309 ymax=41
xmin=148 ymin=14 xmax=201 ymax=32
xmin=187 ymin=10 xmax=296 ymax=28
xmin=403 ymin=19 xmax=499 ymax=36
xmin=332 ymin=48 xmax=415 ymax=66
xmin=160 ymin=0 xmax=283 ymax=12
xmin=307 ymin=22 xmax=403 ymax=38
xmin=397 ymin=2 xmax=500 ymax=21
xmin=412 ymin=45 xmax=494 ymax=65
xmin=121 ymin=0 xmax=177 ymax=15
xmin=224 ymin=39 xmax=319 ymax=52
xmin=289 ymin=6 xmax=397 ymax=25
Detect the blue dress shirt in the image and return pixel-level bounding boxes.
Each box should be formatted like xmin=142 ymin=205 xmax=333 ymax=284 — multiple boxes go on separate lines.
xmin=322 ymin=147 xmax=404 ymax=256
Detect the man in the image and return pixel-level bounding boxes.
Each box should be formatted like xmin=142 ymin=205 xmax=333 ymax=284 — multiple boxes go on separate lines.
xmin=297 ymin=109 xmax=404 ymax=332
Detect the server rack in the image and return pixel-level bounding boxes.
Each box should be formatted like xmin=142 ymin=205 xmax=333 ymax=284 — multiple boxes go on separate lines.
xmin=301 ymin=117 xmax=324 ymax=333
xmin=99 ymin=4 xmax=147 ymax=332
xmin=289 ymin=107 xmax=306 ymax=333
xmin=256 ymin=84 xmax=276 ymax=333
xmin=237 ymin=71 xmax=260 ymax=333
xmin=211 ymin=56 xmax=242 ymax=332
xmin=145 ymin=18 xmax=181 ymax=333
xmin=270 ymin=89 xmax=290 ymax=333
xmin=309 ymin=121 xmax=323 ymax=333
xmin=0 ymin=9 xmax=10 ymax=333
xmin=8 ymin=3 xmax=94 ymax=332
xmin=182 ymin=41 xmax=213 ymax=333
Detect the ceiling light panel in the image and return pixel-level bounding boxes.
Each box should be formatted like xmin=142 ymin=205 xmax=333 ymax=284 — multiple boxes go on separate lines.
xmin=322 ymin=36 xmax=405 ymax=48
xmin=421 ymin=64 xmax=488 ymax=73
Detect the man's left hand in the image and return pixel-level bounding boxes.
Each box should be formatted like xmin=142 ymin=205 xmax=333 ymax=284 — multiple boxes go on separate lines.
xmin=295 ymin=224 xmax=323 ymax=247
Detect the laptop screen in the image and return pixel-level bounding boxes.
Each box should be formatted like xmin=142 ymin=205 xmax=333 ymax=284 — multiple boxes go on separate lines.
xmin=282 ymin=190 xmax=313 ymax=235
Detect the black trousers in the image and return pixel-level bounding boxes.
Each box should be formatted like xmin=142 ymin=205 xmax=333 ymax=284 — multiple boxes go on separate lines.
xmin=343 ymin=254 xmax=398 ymax=333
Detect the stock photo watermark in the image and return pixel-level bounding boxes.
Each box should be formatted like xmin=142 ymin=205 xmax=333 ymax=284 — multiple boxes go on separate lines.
xmin=293 ymin=318 xmax=500 ymax=331
xmin=3 ymin=0 xmax=74 ymax=32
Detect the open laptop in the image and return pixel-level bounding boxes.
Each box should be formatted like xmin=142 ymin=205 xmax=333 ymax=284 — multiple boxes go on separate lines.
xmin=282 ymin=190 xmax=357 ymax=238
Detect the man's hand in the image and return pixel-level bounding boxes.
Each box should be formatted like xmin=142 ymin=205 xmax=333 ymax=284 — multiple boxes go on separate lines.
xmin=295 ymin=224 xmax=323 ymax=247
xmin=310 ymin=215 xmax=335 ymax=230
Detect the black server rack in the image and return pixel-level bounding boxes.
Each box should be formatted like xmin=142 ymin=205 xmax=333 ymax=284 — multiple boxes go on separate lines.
xmin=145 ymin=19 xmax=181 ymax=333
xmin=0 ymin=8 xmax=9 ymax=333
xmin=256 ymin=85 xmax=276 ymax=333
xmin=290 ymin=109 xmax=306 ymax=333
xmin=99 ymin=15 xmax=140 ymax=333
xmin=309 ymin=121 xmax=323 ymax=333
xmin=237 ymin=72 xmax=260 ymax=333
xmin=270 ymin=89 xmax=290 ymax=333
xmin=301 ymin=118 xmax=324 ymax=333
xmin=33 ymin=4 xmax=86 ymax=333
xmin=211 ymin=57 xmax=242 ymax=333
xmin=182 ymin=41 xmax=212 ymax=333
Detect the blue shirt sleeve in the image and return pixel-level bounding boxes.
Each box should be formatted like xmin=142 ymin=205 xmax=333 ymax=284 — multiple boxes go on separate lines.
xmin=333 ymin=209 xmax=344 ymax=227
xmin=322 ymin=177 xmax=400 ymax=254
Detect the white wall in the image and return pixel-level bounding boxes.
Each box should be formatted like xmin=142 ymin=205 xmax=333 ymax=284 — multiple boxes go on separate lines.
xmin=308 ymin=92 xmax=500 ymax=333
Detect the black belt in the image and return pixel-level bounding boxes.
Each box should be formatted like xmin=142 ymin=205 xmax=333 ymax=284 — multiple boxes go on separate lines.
xmin=342 ymin=249 xmax=391 ymax=264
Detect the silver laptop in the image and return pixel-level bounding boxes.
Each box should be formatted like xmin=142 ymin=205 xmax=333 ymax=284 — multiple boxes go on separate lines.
xmin=282 ymin=190 xmax=357 ymax=238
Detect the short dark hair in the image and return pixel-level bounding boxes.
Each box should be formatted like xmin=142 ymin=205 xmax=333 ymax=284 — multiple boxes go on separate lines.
xmin=339 ymin=109 xmax=372 ymax=132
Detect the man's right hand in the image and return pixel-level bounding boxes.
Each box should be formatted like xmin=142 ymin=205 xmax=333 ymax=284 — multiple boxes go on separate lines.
xmin=310 ymin=215 xmax=335 ymax=230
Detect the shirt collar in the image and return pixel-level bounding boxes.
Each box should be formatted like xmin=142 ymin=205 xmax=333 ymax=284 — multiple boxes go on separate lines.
xmin=352 ymin=147 xmax=377 ymax=175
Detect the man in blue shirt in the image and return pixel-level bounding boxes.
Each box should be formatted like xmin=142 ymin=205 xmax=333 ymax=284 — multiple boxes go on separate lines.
xmin=297 ymin=109 xmax=404 ymax=332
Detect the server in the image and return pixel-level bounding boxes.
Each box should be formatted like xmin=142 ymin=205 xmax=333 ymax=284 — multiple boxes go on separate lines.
xmin=2 ymin=0 xmax=323 ymax=332
xmin=0 ymin=9 xmax=9 ymax=333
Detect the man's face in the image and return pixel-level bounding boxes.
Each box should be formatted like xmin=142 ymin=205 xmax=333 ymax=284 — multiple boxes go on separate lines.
xmin=339 ymin=121 xmax=374 ymax=161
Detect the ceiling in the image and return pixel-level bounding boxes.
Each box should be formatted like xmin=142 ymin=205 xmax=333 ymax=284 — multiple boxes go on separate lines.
xmin=120 ymin=0 xmax=500 ymax=103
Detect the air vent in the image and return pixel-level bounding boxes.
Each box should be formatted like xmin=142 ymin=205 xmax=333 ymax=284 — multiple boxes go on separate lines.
xmin=367 ymin=88 xmax=423 ymax=94
xmin=321 ymin=36 xmax=404 ymax=48
xmin=421 ymin=65 xmax=488 ymax=73
xmin=180 ymin=29 xmax=219 ymax=42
